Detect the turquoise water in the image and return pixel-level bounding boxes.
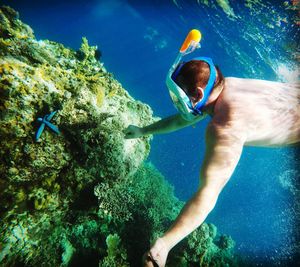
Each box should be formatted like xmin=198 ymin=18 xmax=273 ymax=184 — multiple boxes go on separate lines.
xmin=2 ymin=0 xmax=299 ymax=265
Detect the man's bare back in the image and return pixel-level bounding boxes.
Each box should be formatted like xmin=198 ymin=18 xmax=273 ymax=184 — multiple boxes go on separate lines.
xmin=213 ymin=77 xmax=300 ymax=147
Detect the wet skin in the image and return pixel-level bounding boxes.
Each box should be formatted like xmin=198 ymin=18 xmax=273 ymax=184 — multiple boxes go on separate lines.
xmin=216 ymin=77 xmax=300 ymax=147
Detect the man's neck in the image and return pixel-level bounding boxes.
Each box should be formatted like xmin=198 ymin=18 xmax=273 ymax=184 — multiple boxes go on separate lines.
xmin=203 ymin=83 xmax=224 ymax=116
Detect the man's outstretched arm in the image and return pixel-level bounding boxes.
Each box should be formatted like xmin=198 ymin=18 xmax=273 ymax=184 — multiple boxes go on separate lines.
xmin=144 ymin=122 xmax=246 ymax=267
xmin=124 ymin=113 xmax=204 ymax=139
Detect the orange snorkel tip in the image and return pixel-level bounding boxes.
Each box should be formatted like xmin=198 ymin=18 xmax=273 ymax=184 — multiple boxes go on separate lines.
xmin=179 ymin=29 xmax=202 ymax=53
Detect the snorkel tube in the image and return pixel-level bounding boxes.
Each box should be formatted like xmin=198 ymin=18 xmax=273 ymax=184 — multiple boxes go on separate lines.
xmin=168 ymin=29 xmax=202 ymax=79
xmin=166 ymin=29 xmax=217 ymax=121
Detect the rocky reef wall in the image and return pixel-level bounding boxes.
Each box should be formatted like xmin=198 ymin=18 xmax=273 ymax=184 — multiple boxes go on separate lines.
xmin=0 ymin=6 xmax=238 ymax=267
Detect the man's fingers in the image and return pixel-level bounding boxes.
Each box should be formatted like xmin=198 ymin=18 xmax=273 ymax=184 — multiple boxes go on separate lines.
xmin=123 ymin=128 xmax=132 ymax=137
xmin=123 ymin=126 xmax=134 ymax=135
xmin=142 ymin=252 xmax=157 ymax=267
xmin=123 ymin=125 xmax=141 ymax=139
xmin=123 ymin=128 xmax=130 ymax=134
xmin=124 ymin=131 xmax=132 ymax=138
xmin=142 ymin=252 xmax=152 ymax=267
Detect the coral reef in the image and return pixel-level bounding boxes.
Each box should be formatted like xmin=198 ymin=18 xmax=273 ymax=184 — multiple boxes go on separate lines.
xmin=99 ymin=234 xmax=129 ymax=267
xmin=0 ymin=6 xmax=239 ymax=266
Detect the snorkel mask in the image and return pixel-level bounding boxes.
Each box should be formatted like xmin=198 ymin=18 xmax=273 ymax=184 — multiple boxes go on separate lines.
xmin=166 ymin=29 xmax=217 ymax=121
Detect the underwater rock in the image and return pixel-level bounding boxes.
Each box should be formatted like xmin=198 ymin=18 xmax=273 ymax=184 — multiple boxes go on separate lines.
xmin=0 ymin=5 xmax=152 ymax=266
xmin=0 ymin=6 xmax=238 ymax=267
xmin=0 ymin=6 xmax=34 ymax=40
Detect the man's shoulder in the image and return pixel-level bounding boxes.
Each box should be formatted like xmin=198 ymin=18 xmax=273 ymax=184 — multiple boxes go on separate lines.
xmin=206 ymin=119 xmax=247 ymax=146
xmin=209 ymin=108 xmax=247 ymax=133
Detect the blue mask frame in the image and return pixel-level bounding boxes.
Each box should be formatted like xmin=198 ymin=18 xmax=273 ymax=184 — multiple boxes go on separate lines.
xmin=173 ymin=57 xmax=216 ymax=112
xmin=166 ymin=55 xmax=217 ymax=121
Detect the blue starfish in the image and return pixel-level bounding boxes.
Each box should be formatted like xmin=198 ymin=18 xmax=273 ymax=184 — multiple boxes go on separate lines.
xmin=35 ymin=110 xmax=60 ymax=141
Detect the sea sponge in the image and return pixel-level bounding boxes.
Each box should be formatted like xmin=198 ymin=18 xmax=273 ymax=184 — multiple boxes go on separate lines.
xmin=99 ymin=234 xmax=129 ymax=267
xmin=77 ymin=37 xmax=98 ymax=63
xmin=216 ymin=234 xmax=236 ymax=250
xmin=95 ymin=181 xmax=135 ymax=223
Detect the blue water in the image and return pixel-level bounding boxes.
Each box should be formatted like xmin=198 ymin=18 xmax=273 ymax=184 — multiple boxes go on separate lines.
xmin=3 ymin=0 xmax=299 ymax=264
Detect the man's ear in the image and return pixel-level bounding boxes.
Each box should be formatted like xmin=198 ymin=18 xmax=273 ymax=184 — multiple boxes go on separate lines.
xmin=196 ymin=87 xmax=204 ymax=101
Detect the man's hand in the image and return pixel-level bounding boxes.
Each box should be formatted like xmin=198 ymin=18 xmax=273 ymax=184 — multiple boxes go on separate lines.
xmin=142 ymin=238 xmax=169 ymax=267
xmin=123 ymin=125 xmax=144 ymax=139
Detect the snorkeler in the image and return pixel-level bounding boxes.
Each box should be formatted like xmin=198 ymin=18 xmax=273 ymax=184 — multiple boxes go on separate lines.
xmin=123 ymin=29 xmax=300 ymax=267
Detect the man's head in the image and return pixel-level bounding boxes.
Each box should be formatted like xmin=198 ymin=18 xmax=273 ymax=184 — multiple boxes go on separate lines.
xmin=174 ymin=60 xmax=224 ymax=105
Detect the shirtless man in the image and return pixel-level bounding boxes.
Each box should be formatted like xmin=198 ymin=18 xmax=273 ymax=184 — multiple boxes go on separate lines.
xmin=124 ymin=47 xmax=300 ymax=266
